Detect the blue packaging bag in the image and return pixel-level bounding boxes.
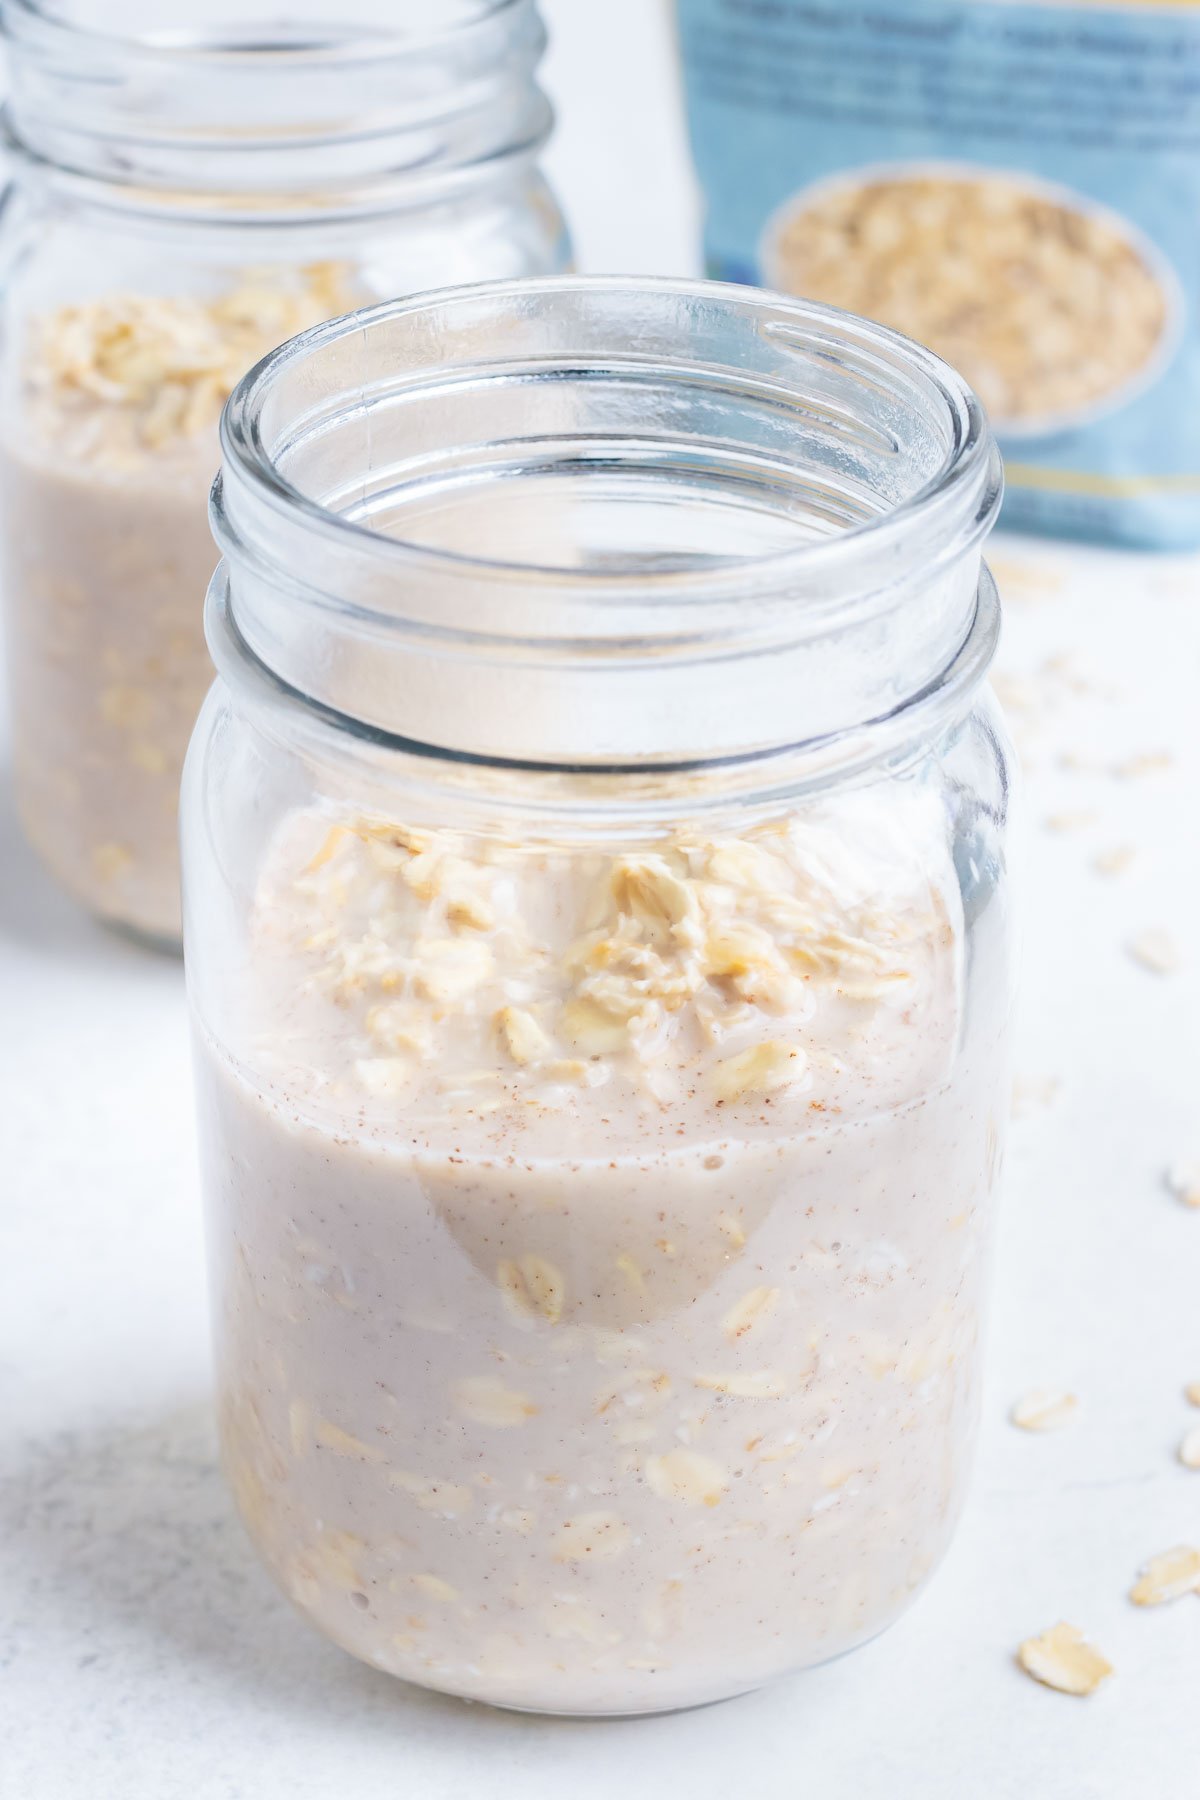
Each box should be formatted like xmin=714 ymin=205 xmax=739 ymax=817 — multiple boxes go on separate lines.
xmin=675 ymin=0 xmax=1200 ymax=547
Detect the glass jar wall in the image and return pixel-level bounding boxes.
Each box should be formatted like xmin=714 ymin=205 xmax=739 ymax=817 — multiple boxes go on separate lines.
xmin=183 ymin=278 xmax=1014 ymax=1715
xmin=0 ymin=0 xmax=568 ymax=946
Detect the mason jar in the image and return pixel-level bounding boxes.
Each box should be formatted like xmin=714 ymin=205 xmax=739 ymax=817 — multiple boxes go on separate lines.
xmin=0 ymin=0 xmax=568 ymax=947
xmin=184 ymin=277 xmax=1014 ymax=1715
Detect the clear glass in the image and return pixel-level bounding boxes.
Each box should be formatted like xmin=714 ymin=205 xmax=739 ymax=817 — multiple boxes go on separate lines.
xmin=0 ymin=0 xmax=568 ymax=947
xmin=183 ymin=278 xmax=1014 ymax=1716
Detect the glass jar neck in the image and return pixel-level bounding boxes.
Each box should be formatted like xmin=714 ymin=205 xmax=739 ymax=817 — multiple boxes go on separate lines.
xmin=0 ymin=0 xmax=553 ymax=221
xmin=210 ymin=277 xmax=1003 ymax=783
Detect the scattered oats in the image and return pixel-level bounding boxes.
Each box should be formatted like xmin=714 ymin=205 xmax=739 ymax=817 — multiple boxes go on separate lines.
xmin=1010 ymin=1389 xmax=1079 ymax=1433
xmin=1042 ymin=652 xmax=1101 ymax=694
xmin=1185 ymin=1382 xmax=1200 ymax=1408
xmin=1091 ymin=846 xmax=1135 ymax=877
xmin=1127 ymin=929 xmax=1180 ymax=975
xmin=551 ymin=1511 xmax=633 ymax=1562
xmin=1130 ymin=1546 xmax=1200 ymax=1606
xmin=988 ymin=558 xmax=1066 ymax=599
xmin=1114 ymin=751 xmax=1173 ymax=779
xmin=646 ymin=1448 xmax=729 ymax=1508
xmin=452 ymin=1376 xmax=538 ymax=1427
xmin=721 ymin=1285 xmax=780 ymax=1341
xmin=1165 ymin=1161 xmax=1200 ymax=1209
xmin=1017 ymin=1623 xmax=1112 ymax=1697
xmin=713 ymin=1041 xmax=807 ymax=1103
xmin=1178 ymin=1426 xmax=1200 ymax=1470
xmin=695 ymin=1370 xmax=789 ymax=1398
xmin=497 ymin=1254 xmax=566 ymax=1326
xmin=1043 ymin=810 xmax=1095 ymax=834
xmin=1057 ymin=752 xmax=1108 ymax=774
xmin=496 ymin=1005 xmax=551 ymax=1067
xmin=992 ymin=674 xmax=1041 ymax=712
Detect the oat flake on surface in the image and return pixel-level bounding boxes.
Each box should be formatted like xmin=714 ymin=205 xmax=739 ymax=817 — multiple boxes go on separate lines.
xmin=1010 ymin=1389 xmax=1079 ymax=1432
xmin=1016 ymin=1623 xmax=1113 ymax=1696
xmin=1177 ymin=1426 xmax=1200 ymax=1470
xmin=1129 ymin=1546 xmax=1200 ymax=1607
xmin=1091 ymin=846 xmax=1135 ymax=877
xmin=1165 ymin=1161 xmax=1200 ymax=1208
xmin=1126 ymin=929 xmax=1180 ymax=975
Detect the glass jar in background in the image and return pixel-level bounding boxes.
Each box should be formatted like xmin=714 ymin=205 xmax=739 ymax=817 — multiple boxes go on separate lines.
xmin=0 ymin=0 xmax=568 ymax=947
xmin=184 ymin=277 xmax=1014 ymax=1715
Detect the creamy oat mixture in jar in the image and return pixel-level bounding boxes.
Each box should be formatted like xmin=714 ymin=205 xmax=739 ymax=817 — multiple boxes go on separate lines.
xmin=0 ymin=0 xmax=568 ymax=945
xmin=184 ymin=278 xmax=1015 ymax=1713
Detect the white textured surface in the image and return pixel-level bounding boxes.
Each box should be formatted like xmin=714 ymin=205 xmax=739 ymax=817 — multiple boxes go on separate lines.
xmin=2 ymin=3 xmax=1200 ymax=1794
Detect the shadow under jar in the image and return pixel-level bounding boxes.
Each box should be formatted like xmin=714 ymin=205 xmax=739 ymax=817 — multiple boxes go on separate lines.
xmin=184 ymin=277 xmax=1015 ymax=1716
xmin=0 ymin=0 xmax=568 ymax=948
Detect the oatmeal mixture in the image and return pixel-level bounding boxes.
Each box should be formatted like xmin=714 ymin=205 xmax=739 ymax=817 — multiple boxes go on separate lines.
xmin=196 ymin=789 xmax=1007 ymax=1712
xmin=1 ymin=263 xmax=355 ymax=941
xmin=768 ymin=172 xmax=1167 ymax=427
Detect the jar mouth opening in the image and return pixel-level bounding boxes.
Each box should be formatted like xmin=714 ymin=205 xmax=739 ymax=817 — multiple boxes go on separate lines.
xmin=2 ymin=0 xmax=516 ymax=64
xmin=1 ymin=0 xmax=551 ymax=210
xmin=213 ymin=277 xmax=1001 ymax=770
xmin=220 ymin=274 xmax=1000 ymax=605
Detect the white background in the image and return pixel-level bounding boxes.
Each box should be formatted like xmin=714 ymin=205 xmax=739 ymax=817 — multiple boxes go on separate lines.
xmin=2 ymin=3 xmax=1199 ymax=1796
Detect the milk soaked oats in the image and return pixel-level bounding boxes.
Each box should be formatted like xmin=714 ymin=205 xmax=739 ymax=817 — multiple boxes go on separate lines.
xmin=1 ymin=267 xmax=355 ymax=942
xmin=186 ymin=278 xmax=1012 ymax=1711
xmin=0 ymin=0 xmax=568 ymax=942
xmin=196 ymin=793 xmax=1005 ymax=1713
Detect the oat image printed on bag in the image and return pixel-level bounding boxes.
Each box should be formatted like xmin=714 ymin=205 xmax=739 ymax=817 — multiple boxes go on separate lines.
xmin=675 ymin=0 xmax=1200 ymax=547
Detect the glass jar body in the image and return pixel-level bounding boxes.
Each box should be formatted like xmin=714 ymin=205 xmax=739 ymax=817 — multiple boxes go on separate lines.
xmin=0 ymin=181 xmax=568 ymax=946
xmin=184 ymin=682 xmax=1014 ymax=1715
